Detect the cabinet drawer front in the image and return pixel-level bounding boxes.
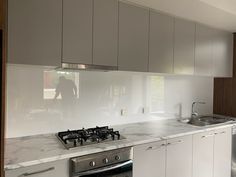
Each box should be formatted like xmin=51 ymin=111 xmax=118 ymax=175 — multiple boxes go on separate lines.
xmin=214 ymin=127 xmax=231 ymax=135
xmin=193 ymin=131 xmax=214 ymax=177
xmin=5 ymin=160 xmax=68 ymax=177
xmin=166 ymin=135 xmax=193 ymax=177
xmin=214 ymin=127 xmax=232 ymax=177
xmin=134 ymin=141 xmax=166 ymax=151
xmin=133 ymin=141 xmax=166 ymax=177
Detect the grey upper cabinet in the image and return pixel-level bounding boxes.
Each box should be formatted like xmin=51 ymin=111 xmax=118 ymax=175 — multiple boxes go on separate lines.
xmin=195 ymin=24 xmax=214 ymax=76
xmin=212 ymin=30 xmax=233 ymax=77
xmin=63 ymin=0 xmax=93 ymax=64
xmin=8 ymin=0 xmax=62 ymax=66
xmin=118 ymin=2 xmax=149 ymax=72
xmin=149 ymin=11 xmax=174 ymax=73
xmin=174 ymin=18 xmax=195 ymax=75
xmin=93 ymin=0 xmax=118 ymax=66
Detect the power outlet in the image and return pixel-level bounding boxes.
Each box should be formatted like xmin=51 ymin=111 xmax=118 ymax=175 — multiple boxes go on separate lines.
xmin=120 ymin=109 xmax=127 ymax=116
xmin=142 ymin=107 xmax=149 ymax=114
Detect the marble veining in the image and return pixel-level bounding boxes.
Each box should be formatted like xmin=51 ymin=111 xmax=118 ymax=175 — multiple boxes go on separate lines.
xmin=4 ymin=119 xmax=235 ymax=171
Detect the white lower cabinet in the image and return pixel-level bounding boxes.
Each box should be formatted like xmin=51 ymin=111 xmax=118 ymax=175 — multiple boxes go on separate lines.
xmin=133 ymin=135 xmax=192 ymax=177
xmin=193 ymin=131 xmax=215 ymax=177
xmin=213 ymin=128 xmax=232 ymax=177
xmin=133 ymin=140 xmax=166 ymax=177
xmin=5 ymin=160 xmax=68 ymax=177
xmin=166 ymin=135 xmax=192 ymax=177
xmin=134 ymin=127 xmax=232 ymax=177
xmin=193 ymin=127 xmax=232 ymax=177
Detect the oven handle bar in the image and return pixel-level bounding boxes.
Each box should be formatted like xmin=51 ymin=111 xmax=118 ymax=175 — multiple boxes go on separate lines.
xmin=73 ymin=160 xmax=133 ymax=176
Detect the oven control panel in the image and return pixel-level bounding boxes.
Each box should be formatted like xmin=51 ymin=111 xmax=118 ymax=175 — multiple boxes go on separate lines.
xmin=70 ymin=147 xmax=133 ymax=174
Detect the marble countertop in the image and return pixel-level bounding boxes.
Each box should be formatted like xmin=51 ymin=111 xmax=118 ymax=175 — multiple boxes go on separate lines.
xmin=4 ymin=118 xmax=236 ymax=171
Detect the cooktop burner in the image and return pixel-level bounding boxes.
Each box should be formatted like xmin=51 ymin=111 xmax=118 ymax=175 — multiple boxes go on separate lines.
xmin=57 ymin=126 xmax=125 ymax=149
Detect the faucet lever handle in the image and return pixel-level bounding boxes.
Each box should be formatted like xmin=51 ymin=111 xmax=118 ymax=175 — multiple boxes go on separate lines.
xmin=193 ymin=101 xmax=206 ymax=105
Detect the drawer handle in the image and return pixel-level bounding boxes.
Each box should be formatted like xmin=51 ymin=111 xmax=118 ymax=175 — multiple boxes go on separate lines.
xmin=215 ymin=131 xmax=226 ymax=135
xmin=202 ymin=134 xmax=214 ymax=138
xmin=167 ymin=140 xmax=183 ymax=146
xmin=18 ymin=167 xmax=55 ymax=177
xmin=146 ymin=143 xmax=166 ymax=150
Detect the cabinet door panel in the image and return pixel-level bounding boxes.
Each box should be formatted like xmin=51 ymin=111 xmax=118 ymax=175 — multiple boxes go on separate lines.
xmin=63 ymin=0 xmax=93 ymax=64
xmin=149 ymin=11 xmax=174 ymax=73
xmin=174 ymin=18 xmax=195 ymax=75
xmin=195 ymin=24 xmax=213 ymax=76
xmin=5 ymin=160 xmax=68 ymax=177
xmin=193 ymin=131 xmax=214 ymax=177
xmin=214 ymin=127 xmax=232 ymax=177
xmin=166 ymin=135 xmax=192 ymax=177
xmin=8 ymin=0 xmax=62 ymax=66
xmin=93 ymin=0 xmax=118 ymax=66
xmin=213 ymin=30 xmax=233 ymax=77
xmin=133 ymin=141 xmax=166 ymax=177
xmin=118 ymin=2 xmax=149 ymax=72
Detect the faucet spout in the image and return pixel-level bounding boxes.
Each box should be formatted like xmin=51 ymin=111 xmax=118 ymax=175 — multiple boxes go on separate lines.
xmin=191 ymin=102 xmax=206 ymax=118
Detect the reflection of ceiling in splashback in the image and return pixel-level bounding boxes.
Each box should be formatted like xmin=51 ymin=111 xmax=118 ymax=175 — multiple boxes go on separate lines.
xmin=126 ymin=0 xmax=236 ymax=32
xmin=199 ymin=0 xmax=236 ymax=15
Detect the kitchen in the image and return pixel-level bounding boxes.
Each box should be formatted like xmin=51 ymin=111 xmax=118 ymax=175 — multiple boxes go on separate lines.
xmin=1 ymin=0 xmax=236 ymax=177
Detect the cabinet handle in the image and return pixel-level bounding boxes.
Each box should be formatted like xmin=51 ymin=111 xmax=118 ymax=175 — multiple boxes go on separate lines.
xmin=167 ymin=140 xmax=183 ymax=146
xmin=18 ymin=167 xmax=55 ymax=177
xmin=146 ymin=143 xmax=166 ymax=151
xmin=201 ymin=134 xmax=214 ymax=138
xmin=215 ymin=131 xmax=226 ymax=135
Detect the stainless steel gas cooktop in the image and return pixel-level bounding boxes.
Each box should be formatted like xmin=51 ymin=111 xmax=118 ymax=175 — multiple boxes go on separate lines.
xmin=57 ymin=126 xmax=125 ymax=149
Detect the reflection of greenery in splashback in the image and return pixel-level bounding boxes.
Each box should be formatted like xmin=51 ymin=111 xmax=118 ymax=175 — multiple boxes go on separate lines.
xmin=43 ymin=71 xmax=79 ymax=99
xmin=148 ymin=76 xmax=165 ymax=114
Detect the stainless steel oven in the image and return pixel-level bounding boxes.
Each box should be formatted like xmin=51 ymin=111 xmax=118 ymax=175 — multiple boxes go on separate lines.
xmin=70 ymin=147 xmax=133 ymax=177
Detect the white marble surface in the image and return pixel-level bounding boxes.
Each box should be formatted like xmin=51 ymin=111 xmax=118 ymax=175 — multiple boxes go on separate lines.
xmin=4 ymin=118 xmax=235 ymax=171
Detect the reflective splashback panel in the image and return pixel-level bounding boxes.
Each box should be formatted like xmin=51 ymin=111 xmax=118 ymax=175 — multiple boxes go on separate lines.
xmin=6 ymin=64 xmax=213 ymax=138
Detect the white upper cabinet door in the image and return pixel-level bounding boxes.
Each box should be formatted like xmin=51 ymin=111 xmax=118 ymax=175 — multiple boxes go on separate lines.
xmin=8 ymin=0 xmax=62 ymax=66
xmin=149 ymin=11 xmax=174 ymax=74
xmin=93 ymin=0 xmax=118 ymax=66
xmin=193 ymin=131 xmax=214 ymax=177
xmin=174 ymin=18 xmax=195 ymax=75
xmin=133 ymin=141 xmax=166 ymax=177
xmin=166 ymin=135 xmax=192 ymax=177
xmin=195 ymin=24 xmax=214 ymax=76
xmin=214 ymin=127 xmax=232 ymax=177
xmin=5 ymin=160 xmax=68 ymax=177
xmin=212 ymin=30 xmax=233 ymax=77
xmin=118 ymin=2 xmax=149 ymax=72
xmin=63 ymin=0 xmax=93 ymax=64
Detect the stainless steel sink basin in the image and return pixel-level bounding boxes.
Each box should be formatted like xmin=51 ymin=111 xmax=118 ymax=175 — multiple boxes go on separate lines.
xmin=179 ymin=115 xmax=235 ymax=127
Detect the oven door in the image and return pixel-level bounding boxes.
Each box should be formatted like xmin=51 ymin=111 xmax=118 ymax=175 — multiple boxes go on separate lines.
xmin=73 ymin=160 xmax=132 ymax=177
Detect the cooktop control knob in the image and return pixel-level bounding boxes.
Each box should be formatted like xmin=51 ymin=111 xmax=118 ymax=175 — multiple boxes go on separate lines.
xmin=89 ymin=161 xmax=96 ymax=167
xmin=103 ymin=158 xmax=109 ymax=164
xmin=115 ymin=155 xmax=121 ymax=161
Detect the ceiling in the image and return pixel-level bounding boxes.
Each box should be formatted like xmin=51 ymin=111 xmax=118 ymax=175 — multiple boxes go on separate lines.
xmin=126 ymin=0 xmax=236 ymax=32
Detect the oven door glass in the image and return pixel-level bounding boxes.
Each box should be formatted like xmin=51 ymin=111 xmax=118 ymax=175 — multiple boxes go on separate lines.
xmin=79 ymin=161 xmax=132 ymax=177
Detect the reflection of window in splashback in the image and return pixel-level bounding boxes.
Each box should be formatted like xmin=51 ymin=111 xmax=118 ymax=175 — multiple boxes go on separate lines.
xmin=43 ymin=71 xmax=79 ymax=100
xmin=147 ymin=76 xmax=165 ymax=114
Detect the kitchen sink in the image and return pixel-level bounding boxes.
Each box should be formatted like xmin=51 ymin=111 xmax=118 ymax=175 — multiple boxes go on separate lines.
xmin=179 ymin=115 xmax=235 ymax=126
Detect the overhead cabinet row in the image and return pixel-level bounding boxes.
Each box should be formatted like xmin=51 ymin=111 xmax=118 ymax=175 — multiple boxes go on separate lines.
xmin=8 ymin=0 xmax=233 ymax=77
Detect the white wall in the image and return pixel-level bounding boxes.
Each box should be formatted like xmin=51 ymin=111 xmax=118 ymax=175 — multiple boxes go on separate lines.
xmin=6 ymin=65 xmax=213 ymax=138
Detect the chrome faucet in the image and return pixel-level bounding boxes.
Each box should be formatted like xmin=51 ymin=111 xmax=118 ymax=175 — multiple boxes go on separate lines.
xmin=191 ymin=102 xmax=206 ymax=118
